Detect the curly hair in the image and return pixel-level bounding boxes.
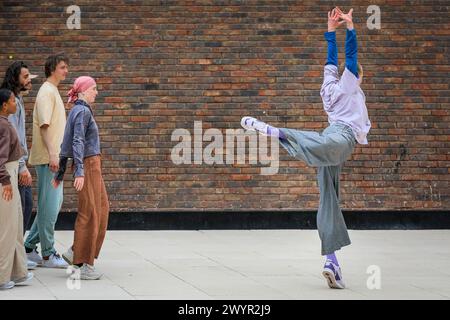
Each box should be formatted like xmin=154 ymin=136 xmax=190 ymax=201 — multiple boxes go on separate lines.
xmin=1 ymin=61 xmax=28 ymax=96
xmin=0 ymin=88 xmax=13 ymax=108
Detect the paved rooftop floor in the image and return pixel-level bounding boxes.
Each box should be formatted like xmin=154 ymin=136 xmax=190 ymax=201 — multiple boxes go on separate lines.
xmin=1 ymin=230 xmax=449 ymax=300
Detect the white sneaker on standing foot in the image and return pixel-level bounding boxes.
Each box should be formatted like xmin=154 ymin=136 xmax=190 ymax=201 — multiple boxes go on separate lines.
xmin=79 ymin=264 xmax=103 ymax=280
xmin=27 ymin=249 xmax=43 ymax=266
xmin=0 ymin=281 xmax=15 ymax=290
xmin=41 ymin=253 xmax=69 ymax=269
xmin=27 ymin=260 xmax=38 ymax=270
xmin=13 ymin=272 xmax=34 ymax=285
xmin=322 ymin=260 xmax=346 ymax=289
xmin=62 ymin=247 xmax=74 ymax=265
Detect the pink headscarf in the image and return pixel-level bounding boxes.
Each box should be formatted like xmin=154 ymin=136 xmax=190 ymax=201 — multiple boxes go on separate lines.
xmin=67 ymin=76 xmax=97 ymax=103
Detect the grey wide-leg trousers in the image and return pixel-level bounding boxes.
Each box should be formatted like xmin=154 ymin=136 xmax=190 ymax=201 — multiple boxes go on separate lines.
xmin=279 ymin=122 xmax=357 ymax=255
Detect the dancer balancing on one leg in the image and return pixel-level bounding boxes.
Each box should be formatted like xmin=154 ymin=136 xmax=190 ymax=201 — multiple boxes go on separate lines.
xmin=241 ymin=7 xmax=371 ymax=289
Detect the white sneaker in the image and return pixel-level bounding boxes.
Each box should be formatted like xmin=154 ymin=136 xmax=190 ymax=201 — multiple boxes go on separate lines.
xmin=62 ymin=247 xmax=74 ymax=265
xmin=27 ymin=249 xmax=43 ymax=266
xmin=13 ymin=272 xmax=33 ymax=285
xmin=41 ymin=253 xmax=69 ymax=269
xmin=322 ymin=260 xmax=346 ymax=289
xmin=27 ymin=260 xmax=38 ymax=270
xmin=79 ymin=264 xmax=103 ymax=280
xmin=0 ymin=281 xmax=15 ymax=290
xmin=240 ymin=116 xmax=269 ymax=135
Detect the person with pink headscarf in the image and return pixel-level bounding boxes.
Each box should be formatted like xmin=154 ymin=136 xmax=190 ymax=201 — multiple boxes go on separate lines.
xmin=52 ymin=76 xmax=109 ymax=280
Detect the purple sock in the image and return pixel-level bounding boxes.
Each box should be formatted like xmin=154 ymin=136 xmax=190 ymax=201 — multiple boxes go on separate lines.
xmin=245 ymin=118 xmax=285 ymax=139
xmin=267 ymin=126 xmax=286 ymax=140
xmin=326 ymin=252 xmax=339 ymax=266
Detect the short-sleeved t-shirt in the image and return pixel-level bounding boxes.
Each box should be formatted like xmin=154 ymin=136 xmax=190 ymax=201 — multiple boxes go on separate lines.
xmin=29 ymin=81 xmax=67 ymax=165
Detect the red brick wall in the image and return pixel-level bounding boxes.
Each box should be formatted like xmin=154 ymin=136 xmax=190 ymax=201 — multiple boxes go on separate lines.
xmin=1 ymin=1 xmax=448 ymax=212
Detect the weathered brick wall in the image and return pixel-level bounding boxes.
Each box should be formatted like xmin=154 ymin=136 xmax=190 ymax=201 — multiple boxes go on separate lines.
xmin=1 ymin=0 xmax=448 ymax=212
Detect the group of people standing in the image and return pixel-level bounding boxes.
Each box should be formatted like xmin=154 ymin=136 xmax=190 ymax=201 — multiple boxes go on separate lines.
xmin=0 ymin=53 xmax=110 ymax=290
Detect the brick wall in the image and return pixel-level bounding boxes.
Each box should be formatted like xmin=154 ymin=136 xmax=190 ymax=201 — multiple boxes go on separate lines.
xmin=0 ymin=0 xmax=448 ymax=212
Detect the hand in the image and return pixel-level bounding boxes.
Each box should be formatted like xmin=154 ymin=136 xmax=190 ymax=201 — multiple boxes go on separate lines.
xmin=2 ymin=184 xmax=13 ymax=202
xmin=49 ymin=154 xmax=59 ymax=173
xmin=19 ymin=168 xmax=32 ymax=187
xmin=337 ymin=7 xmax=354 ymax=29
xmin=328 ymin=8 xmax=345 ymax=32
xmin=52 ymin=179 xmax=61 ymax=189
xmin=74 ymin=177 xmax=84 ymax=192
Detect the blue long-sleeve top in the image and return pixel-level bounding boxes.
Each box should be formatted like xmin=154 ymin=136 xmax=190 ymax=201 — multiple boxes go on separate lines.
xmin=8 ymin=95 xmax=28 ymax=173
xmin=345 ymin=29 xmax=358 ymax=77
xmin=324 ymin=31 xmax=338 ymax=67
xmin=324 ymin=29 xmax=359 ymax=78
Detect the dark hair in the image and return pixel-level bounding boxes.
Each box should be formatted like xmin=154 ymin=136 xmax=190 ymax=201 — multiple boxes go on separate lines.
xmin=0 ymin=88 xmax=13 ymax=107
xmin=45 ymin=53 xmax=69 ymax=78
xmin=1 ymin=61 xmax=28 ymax=96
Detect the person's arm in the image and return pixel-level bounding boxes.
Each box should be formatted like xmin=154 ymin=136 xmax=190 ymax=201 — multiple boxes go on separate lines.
xmin=320 ymin=8 xmax=345 ymax=111
xmin=54 ymin=156 xmax=69 ymax=182
xmin=0 ymin=134 xmax=13 ymax=202
xmin=337 ymin=7 xmax=360 ymax=94
xmin=0 ymin=134 xmax=11 ymax=186
xmin=8 ymin=104 xmax=32 ymax=187
xmin=337 ymin=7 xmax=358 ymax=77
xmin=345 ymin=28 xmax=358 ymax=78
xmin=72 ymin=109 xmax=87 ymax=178
xmin=40 ymin=126 xmax=57 ymax=157
xmin=51 ymin=156 xmax=69 ymax=189
xmin=36 ymin=89 xmax=59 ymax=172
xmin=324 ymin=32 xmax=338 ymax=67
xmin=40 ymin=125 xmax=60 ymax=173
xmin=71 ymin=109 xmax=88 ymax=192
xmin=7 ymin=110 xmax=27 ymax=174
xmin=325 ymin=8 xmax=344 ymax=67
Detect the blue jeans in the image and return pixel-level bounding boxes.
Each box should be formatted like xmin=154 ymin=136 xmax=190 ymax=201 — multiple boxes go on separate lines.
xmin=19 ymin=185 xmax=33 ymax=235
xmin=24 ymin=165 xmax=63 ymax=257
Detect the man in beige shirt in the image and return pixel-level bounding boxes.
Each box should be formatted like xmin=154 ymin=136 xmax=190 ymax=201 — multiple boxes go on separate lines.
xmin=25 ymin=53 xmax=70 ymax=269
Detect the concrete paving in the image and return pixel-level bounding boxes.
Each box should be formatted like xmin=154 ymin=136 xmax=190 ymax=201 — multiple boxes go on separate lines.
xmin=1 ymin=230 xmax=449 ymax=300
